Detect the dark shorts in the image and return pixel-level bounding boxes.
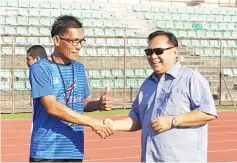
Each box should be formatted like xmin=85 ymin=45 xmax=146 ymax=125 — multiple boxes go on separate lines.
xmin=29 ymin=157 xmax=83 ymax=162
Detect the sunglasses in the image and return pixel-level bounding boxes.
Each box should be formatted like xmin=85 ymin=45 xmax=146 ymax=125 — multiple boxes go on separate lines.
xmin=144 ymin=47 xmax=175 ymax=56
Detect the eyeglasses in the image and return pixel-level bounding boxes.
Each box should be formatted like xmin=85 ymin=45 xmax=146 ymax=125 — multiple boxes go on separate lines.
xmin=144 ymin=47 xmax=175 ymax=56
xmin=58 ymin=36 xmax=86 ymax=46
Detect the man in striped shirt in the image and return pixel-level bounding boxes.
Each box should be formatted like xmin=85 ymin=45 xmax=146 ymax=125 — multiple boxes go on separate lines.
xmin=29 ymin=15 xmax=113 ymax=162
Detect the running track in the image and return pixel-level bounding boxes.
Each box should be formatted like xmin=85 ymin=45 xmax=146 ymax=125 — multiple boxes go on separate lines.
xmin=1 ymin=111 xmax=237 ymax=162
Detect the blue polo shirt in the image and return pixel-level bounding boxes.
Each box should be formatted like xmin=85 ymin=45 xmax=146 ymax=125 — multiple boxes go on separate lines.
xmin=29 ymin=58 xmax=90 ymax=159
xmin=129 ymin=62 xmax=217 ymax=162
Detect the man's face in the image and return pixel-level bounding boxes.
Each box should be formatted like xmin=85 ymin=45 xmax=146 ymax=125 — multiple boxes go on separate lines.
xmin=55 ymin=28 xmax=84 ymax=61
xmin=147 ymin=35 xmax=178 ymax=75
xmin=26 ymin=53 xmax=38 ymax=68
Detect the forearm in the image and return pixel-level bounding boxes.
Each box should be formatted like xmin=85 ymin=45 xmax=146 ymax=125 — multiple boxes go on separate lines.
xmin=48 ymin=101 xmax=96 ymax=127
xmin=84 ymin=100 xmax=100 ymax=112
xmin=113 ymin=117 xmax=141 ymax=131
xmin=177 ymin=121 xmax=210 ymax=127
xmin=176 ymin=109 xmax=216 ymax=127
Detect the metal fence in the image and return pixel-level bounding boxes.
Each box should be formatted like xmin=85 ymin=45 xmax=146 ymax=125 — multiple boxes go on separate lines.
xmin=0 ymin=35 xmax=236 ymax=113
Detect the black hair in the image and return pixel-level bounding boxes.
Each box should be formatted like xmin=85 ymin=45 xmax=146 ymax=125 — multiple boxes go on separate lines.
xmin=147 ymin=31 xmax=178 ymax=47
xmin=51 ymin=15 xmax=83 ymax=37
xmin=27 ymin=45 xmax=47 ymax=59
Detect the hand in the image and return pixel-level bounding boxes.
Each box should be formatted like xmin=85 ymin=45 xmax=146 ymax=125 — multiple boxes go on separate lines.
xmin=103 ymin=117 xmax=115 ymax=130
xmin=91 ymin=119 xmax=114 ymax=139
xmin=99 ymin=88 xmax=112 ymax=111
xmin=149 ymin=116 xmax=173 ymax=133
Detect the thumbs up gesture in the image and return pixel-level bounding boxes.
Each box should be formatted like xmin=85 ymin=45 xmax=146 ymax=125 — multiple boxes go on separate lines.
xmin=99 ymin=88 xmax=112 ymax=111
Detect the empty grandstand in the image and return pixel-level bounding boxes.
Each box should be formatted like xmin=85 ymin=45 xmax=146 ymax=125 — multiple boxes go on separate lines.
xmin=0 ymin=0 xmax=236 ymax=113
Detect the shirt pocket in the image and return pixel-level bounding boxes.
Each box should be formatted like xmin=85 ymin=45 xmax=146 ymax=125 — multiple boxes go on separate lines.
xmin=160 ymin=91 xmax=182 ymax=116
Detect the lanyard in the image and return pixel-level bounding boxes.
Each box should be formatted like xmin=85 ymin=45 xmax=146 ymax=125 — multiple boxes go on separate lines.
xmin=51 ymin=55 xmax=75 ymax=106
xmin=51 ymin=55 xmax=76 ymax=129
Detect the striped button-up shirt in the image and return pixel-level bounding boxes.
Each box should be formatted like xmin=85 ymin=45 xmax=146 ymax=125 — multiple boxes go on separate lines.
xmin=129 ymin=62 xmax=217 ymax=162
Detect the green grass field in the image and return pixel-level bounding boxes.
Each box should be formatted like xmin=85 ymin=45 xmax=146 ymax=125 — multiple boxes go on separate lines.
xmin=1 ymin=106 xmax=236 ymax=120
xmin=1 ymin=109 xmax=130 ymax=119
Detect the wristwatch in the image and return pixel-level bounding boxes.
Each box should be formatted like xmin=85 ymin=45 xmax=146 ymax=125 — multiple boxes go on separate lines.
xmin=172 ymin=116 xmax=179 ymax=128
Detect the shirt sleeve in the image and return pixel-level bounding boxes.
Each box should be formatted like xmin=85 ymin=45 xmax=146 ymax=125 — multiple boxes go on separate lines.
xmin=189 ymin=71 xmax=217 ymax=117
xmin=128 ymin=91 xmax=141 ymax=122
xmin=29 ymin=63 xmax=54 ymax=99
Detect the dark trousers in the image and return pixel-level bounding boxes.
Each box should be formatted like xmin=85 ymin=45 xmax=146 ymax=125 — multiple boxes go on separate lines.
xmin=29 ymin=157 xmax=83 ymax=162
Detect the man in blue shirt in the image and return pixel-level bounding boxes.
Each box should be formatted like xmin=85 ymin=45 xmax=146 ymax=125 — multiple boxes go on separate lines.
xmin=26 ymin=45 xmax=47 ymax=68
xmin=29 ymin=15 xmax=113 ymax=162
xmin=26 ymin=45 xmax=48 ymax=134
xmin=104 ymin=31 xmax=217 ymax=162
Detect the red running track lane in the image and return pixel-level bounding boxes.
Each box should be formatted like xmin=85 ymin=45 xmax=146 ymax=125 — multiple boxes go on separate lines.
xmin=1 ymin=111 xmax=237 ymax=162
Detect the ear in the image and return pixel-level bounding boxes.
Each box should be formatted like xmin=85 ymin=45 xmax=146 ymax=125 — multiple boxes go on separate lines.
xmin=174 ymin=48 xmax=178 ymax=58
xmin=53 ymin=35 xmax=60 ymax=46
xmin=36 ymin=56 xmax=40 ymax=61
xmin=172 ymin=48 xmax=178 ymax=62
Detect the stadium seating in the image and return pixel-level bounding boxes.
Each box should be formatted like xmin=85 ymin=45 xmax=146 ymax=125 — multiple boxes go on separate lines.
xmin=0 ymin=81 xmax=11 ymax=91
xmin=0 ymin=0 xmax=236 ymax=112
xmin=14 ymin=81 xmax=27 ymax=90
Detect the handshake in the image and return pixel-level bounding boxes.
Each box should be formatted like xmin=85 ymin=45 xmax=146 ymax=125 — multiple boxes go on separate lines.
xmin=91 ymin=118 xmax=115 ymax=139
